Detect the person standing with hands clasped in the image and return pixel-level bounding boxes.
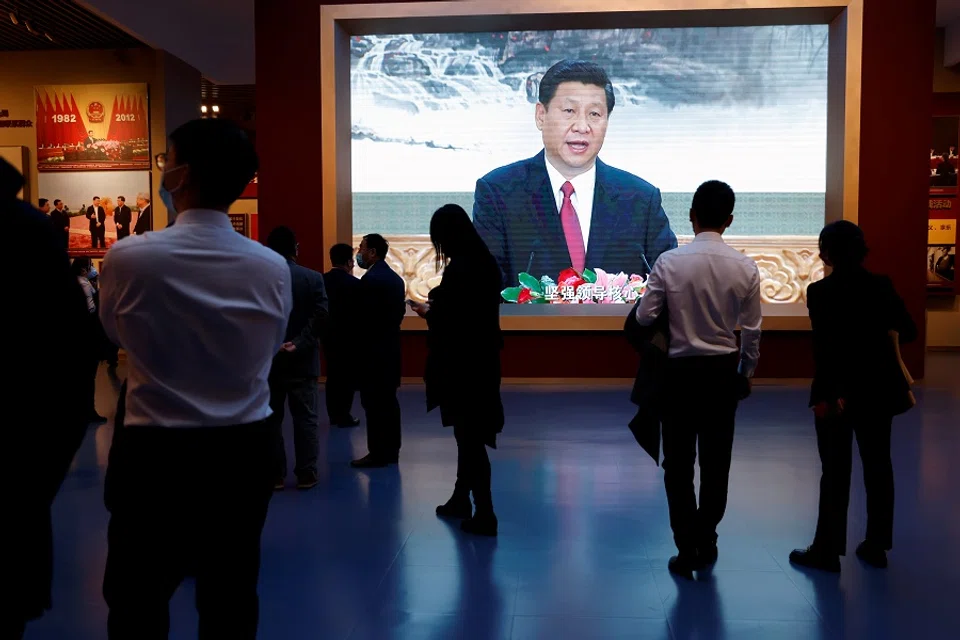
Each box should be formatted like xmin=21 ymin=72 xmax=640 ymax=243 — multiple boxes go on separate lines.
xmin=790 ymin=221 xmax=916 ymax=573
xmin=410 ymin=204 xmax=505 ymax=536
xmin=634 ymin=180 xmax=761 ymax=578
xmin=98 ymin=119 xmax=291 ymax=638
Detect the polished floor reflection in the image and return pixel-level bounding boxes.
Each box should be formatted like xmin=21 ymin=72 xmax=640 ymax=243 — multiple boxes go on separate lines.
xmin=26 ymin=353 xmax=960 ymax=639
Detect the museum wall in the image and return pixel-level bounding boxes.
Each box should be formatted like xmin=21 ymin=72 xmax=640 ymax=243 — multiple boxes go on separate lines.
xmin=255 ymin=0 xmax=935 ymax=378
xmin=0 ymin=48 xmax=201 ymax=230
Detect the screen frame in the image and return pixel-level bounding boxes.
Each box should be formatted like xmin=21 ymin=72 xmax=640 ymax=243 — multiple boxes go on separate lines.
xmin=321 ymin=0 xmax=863 ymax=331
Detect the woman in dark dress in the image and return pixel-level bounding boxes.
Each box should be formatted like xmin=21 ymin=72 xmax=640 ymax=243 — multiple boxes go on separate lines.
xmin=409 ymin=204 xmax=504 ymax=536
xmin=789 ymin=221 xmax=917 ymax=572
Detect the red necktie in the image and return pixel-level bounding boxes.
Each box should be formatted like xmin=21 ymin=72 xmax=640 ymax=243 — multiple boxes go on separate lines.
xmin=560 ymin=181 xmax=586 ymax=273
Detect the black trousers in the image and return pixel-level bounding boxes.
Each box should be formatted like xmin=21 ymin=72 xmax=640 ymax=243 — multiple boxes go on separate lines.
xmin=359 ymin=383 xmax=401 ymax=459
xmin=324 ymin=355 xmax=356 ymax=423
xmin=102 ymin=420 xmax=274 ymax=639
xmin=268 ymin=374 xmax=321 ymax=480
xmin=90 ymin=226 xmax=105 ymax=248
xmin=661 ymin=354 xmax=740 ymax=555
xmin=453 ymin=425 xmax=493 ymax=512
xmin=813 ymin=408 xmax=894 ymax=555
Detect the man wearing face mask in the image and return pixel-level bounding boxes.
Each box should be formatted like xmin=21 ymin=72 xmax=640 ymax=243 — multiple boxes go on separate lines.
xmin=351 ymin=234 xmax=406 ymax=468
xmin=98 ymin=119 xmax=292 ymax=638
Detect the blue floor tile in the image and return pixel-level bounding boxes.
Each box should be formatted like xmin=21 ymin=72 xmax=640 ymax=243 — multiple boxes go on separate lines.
xmin=21 ymin=352 xmax=960 ymax=639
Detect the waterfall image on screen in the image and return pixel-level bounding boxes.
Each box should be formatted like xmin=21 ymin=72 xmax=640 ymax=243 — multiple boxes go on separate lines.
xmin=351 ymin=26 xmax=828 ymax=303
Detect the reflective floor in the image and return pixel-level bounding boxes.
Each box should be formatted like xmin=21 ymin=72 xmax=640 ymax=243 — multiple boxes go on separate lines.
xmin=26 ymin=353 xmax=960 ymax=639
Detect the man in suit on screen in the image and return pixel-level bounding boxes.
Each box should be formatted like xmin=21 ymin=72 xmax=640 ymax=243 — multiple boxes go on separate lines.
xmin=114 ymin=196 xmax=132 ymax=241
xmin=86 ymin=196 xmax=106 ymax=249
xmin=134 ymin=193 xmax=151 ymax=235
xmin=473 ymin=60 xmax=677 ymax=286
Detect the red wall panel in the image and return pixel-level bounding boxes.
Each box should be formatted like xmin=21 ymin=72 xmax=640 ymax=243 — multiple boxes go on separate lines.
xmin=255 ymin=0 xmax=934 ymax=379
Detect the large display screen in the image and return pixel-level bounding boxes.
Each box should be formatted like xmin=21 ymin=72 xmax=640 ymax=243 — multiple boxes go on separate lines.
xmin=351 ymin=27 xmax=828 ymax=305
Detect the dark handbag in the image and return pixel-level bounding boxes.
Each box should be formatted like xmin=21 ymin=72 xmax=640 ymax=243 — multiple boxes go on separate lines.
xmin=887 ymin=330 xmax=916 ymax=416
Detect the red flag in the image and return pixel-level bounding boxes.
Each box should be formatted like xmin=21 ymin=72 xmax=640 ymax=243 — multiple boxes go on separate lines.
xmin=44 ymin=92 xmax=55 ymax=147
xmin=54 ymin=93 xmax=65 ymax=147
xmin=107 ymin=96 xmax=119 ymax=141
xmin=35 ymin=91 xmax=46 ymax=148
xmin=121 ymin=96 xmax=131 ymax=142
xmin=70 ymin=94 xmax=86 ymax=144
xmin=137 ymin=95 xmax=147 ymax=140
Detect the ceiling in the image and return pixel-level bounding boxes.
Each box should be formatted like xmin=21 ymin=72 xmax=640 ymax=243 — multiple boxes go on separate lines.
xmin=5 ymin=0 xmax=957 ymax=85
xmin=0 ymin=0 xmax=146 ymax=51
xmin=76 ymin=0 xmax=255 ymax=84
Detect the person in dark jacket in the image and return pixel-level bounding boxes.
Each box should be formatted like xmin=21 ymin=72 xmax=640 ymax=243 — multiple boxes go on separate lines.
xmin=2 ymin=158 xmax=89 ymax=639
xmin=790 ymin=221 xmax=917 ymax=573
xmin=265 ymin=226 xmax=329 ymax=489
xmin=410 ymin=204 xmax=505 ymax=536
xmin=323 ymin=243 xmax=362 ymax=428
xmin=351 ymin=233 xmax=407 ymax=468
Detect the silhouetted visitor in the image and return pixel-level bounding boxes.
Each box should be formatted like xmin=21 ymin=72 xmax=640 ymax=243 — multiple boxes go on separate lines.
xmin=634 ymin=180 xmax=762 ymax=578
xmin=410 ymin=204 xmax=504 ymax=536
xmin=790 ymin=221 xmax=917 ymax=572
xmin=70 ymin=257 xmax=107 ymax=423
xmin=3 ymin=157 xmax=89 ymax=640
xmin=98 ymin=118 xmax=291 ymax=638
xmin=350 ymin=233 xmax=406 ymax=468
xmin=266 ymin=226 xmax=329 ymax=490
xmin=323 ymin=243 xmax=362 ymax=428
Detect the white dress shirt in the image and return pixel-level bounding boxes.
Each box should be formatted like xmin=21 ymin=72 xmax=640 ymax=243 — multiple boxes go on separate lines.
xmin=99 ymin=209 xmax=293 ymax=427
xmin=544 ymin=156 xmax=596 ymax=252
xmin=635 ymin=232 xmax=762 ymax=377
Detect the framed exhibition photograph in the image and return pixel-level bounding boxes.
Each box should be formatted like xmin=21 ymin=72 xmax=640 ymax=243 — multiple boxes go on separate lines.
xmin=34 ymin=83 xmax=149 ymax=172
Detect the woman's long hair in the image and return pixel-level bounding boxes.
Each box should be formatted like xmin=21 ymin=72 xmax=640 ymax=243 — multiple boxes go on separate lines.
xmin=430 ymin=204 xmax=491 ymax=272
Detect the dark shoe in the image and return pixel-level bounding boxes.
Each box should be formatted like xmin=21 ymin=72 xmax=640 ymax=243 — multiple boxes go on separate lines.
xmin=789 ymin=546 xmax=841 ymax=573
xmin=351 ymin=454 xmax=390 ymax=469
xmin=436 ymin=497 xmax=472 ymax=519
xmin=461 ymin=513 xmax=498 ymax=537
xmin=334 ymin=416 xmax=360 ymax=428
xmin=855 ymin=541 xmax=888 ymax=569
xmin=296 ymin=475 xmax=319 ymax=490
xmin=668 ymin=554 xmax=698 ymax=579
xmin=697 ymin=543 xmax=719 ymax=569
xmin=273 ymin=479 xmax=285 ymax=491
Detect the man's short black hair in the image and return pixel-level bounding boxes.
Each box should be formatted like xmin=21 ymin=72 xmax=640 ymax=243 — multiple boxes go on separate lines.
xmin=168 ymin=118 xmax=259 ymax=210
xmin=819 ymin=220 xmax=868 ymax=268
xmin=363 ymin=233 xmax=389 ymax=260
xmin=92 ymin=196 xmax=100 ymax=201
xmin=266 ymin=225 xmax=297 ymax=259
xmin=691 ymin=181 xmax=736 ymax=229
xmin=53 ymin=199 xmax=62 ymax=207
xmin=330 ymin=242 xmax=354 ymax=266
xmin=38 ymin=198 xmax=49 ymax=208
xmin=117 ymin=196 xmax=125 ymax=203
xmin=539 ymin=60 xmax=615 ymax=115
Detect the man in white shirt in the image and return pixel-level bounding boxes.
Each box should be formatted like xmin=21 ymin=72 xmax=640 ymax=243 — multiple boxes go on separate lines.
xmin=99 ymin=119 xmax=292 ymax=638
xmin=635 ymin=180 xmax=762 ymax=578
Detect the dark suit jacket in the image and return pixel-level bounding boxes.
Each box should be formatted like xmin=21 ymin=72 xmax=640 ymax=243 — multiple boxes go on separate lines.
xmin=50 ymin=208 xmax=70 ymax=247
xmin=358 ymin=259 xmax=407 ymax=389
xmin=3 ymin=158 xmax=89 ymax=622
xmin=807 ymin=268 xmax=917 ymax=413
xmin=86 ymin=205 xmax=105 ymax=231
xmin=272 ymin=259 xmax=329 ymax=378
xmin=323 ymin=268 xmax=361 ymax=369
xmin=473 ymin=150 xmax=678 ymax=286
xmin=624 ymin=298 xmax=669 ymax=465
xmin=424 ymin=251 xmax=504 ymax=445
xmin=133 ymin=204 xmax=151 ymax=235
xmin=114 ymin=205 xmax=132 ymax=236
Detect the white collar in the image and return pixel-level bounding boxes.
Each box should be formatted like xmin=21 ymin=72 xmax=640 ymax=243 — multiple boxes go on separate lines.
xmin=693 ymin=231 xmax=725 ymax=243
xmin=173 ymin=209 xmax=233 ymax=228
xmin=544 ymin=156 xmax=597 ymax=201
